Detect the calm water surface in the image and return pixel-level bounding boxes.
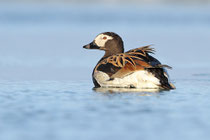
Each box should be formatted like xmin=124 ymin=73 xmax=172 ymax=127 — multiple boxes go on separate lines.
xmin=0 ymin=76 xmax=210 ymax=140
xmin=0 ymin=3 xmax=210 ymax=140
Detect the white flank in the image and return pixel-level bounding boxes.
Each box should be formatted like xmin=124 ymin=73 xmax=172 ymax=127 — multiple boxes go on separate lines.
xmin=94 ymin=34 xmax=113 ymax=47
xmin=94 ymin=70 xmax=161 ymax=89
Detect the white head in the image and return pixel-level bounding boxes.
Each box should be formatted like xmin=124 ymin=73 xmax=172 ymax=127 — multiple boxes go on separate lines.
xmin=94 ymin=34 xmax=113 ymax=48
xmin=83 ymin=32 xmax=124 ymax=57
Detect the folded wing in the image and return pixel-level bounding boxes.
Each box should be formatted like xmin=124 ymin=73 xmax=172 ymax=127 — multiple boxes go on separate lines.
xmin=96 ymin=45 xmax=168 ymax=76
xmin=94 ymin=45 xmax=174 ymax=89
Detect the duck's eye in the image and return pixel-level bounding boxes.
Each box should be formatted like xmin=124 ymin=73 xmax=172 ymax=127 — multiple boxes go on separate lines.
xmin=103 ymin=36 xmax=107 ymax=40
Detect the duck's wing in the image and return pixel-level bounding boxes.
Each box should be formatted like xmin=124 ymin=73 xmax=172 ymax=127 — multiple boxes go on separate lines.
xmin=95 ymin=52 xmax=151 ymax=79
xmin=94 ymin=45 xmax=174 ymax=89
xmin=95 ymin=46 xmax=165 ymax=78
xmin=126 ymin=45 xmax=162 ymax=67
xmin=127 ymin=45 xmax=172 ymax=67
xmin=126 ymin=45 xmax=174 ymax=89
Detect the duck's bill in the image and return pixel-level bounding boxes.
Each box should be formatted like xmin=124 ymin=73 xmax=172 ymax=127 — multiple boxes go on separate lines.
xmin=83 ymin=42 xmax=100 ymax=49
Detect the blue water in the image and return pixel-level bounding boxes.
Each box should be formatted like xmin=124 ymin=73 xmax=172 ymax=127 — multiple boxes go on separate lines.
xmin=0 ymin=3 xmax=210 ymax=140
xmin=0 ymin=78 xmax=210 ymax=140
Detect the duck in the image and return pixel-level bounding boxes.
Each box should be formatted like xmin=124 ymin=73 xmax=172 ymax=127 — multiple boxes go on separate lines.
xmin=83 ymin=32 xmax=175 ymax=90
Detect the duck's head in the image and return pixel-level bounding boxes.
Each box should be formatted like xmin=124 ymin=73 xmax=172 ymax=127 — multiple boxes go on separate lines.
xmin=83 ymin=32 xmax=124 ymax=57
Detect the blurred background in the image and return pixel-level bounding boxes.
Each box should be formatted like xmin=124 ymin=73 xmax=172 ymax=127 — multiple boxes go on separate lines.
xmin=0 ymin=1 xmax=210 ymax=140
xmin=0 ymin=0 xmax=209 ymax=81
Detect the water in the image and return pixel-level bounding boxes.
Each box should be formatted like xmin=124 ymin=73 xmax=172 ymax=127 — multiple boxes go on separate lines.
xmin=0 ymin=3 xmax=210 ymax=140
xmin=0 ymin=78 xmax=210 ymax=140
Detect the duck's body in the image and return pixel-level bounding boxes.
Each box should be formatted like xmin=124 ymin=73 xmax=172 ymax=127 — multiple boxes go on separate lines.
xmin=83 ymin=32 xmax=175 ymax=89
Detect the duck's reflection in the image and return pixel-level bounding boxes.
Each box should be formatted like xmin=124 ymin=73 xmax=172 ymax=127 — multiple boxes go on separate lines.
xmin=93 ymin=87 xmax=165 ymax=94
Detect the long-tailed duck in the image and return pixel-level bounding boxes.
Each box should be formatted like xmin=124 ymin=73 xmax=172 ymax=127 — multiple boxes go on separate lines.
xmin=83 ymin=32 xmax=175 ymax=89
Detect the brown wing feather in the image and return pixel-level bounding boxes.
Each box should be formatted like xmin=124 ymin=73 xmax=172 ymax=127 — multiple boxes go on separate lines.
xmin=126 ymin=45 xmax=155 ymax=55
xmin=126 ymin=45 xmax=172 ymax=68
xmin=110 ymin=59 xmax=151 ymax=79
xmin=95 ymin=45 xmax=170 ymax=79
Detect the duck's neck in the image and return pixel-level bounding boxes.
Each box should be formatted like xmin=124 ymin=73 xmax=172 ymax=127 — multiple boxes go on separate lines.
xmin=103 ymin=45 xmax=124 ymax=58
xmin=97 ymin=51 xmax=119 ymax=64
xmin=103 ymin=51 xmax=117 ymax=58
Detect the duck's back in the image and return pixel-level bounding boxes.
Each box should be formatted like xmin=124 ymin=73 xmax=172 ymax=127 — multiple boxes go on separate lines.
xmin=93 ymin=46 xmax=175 ymax=89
